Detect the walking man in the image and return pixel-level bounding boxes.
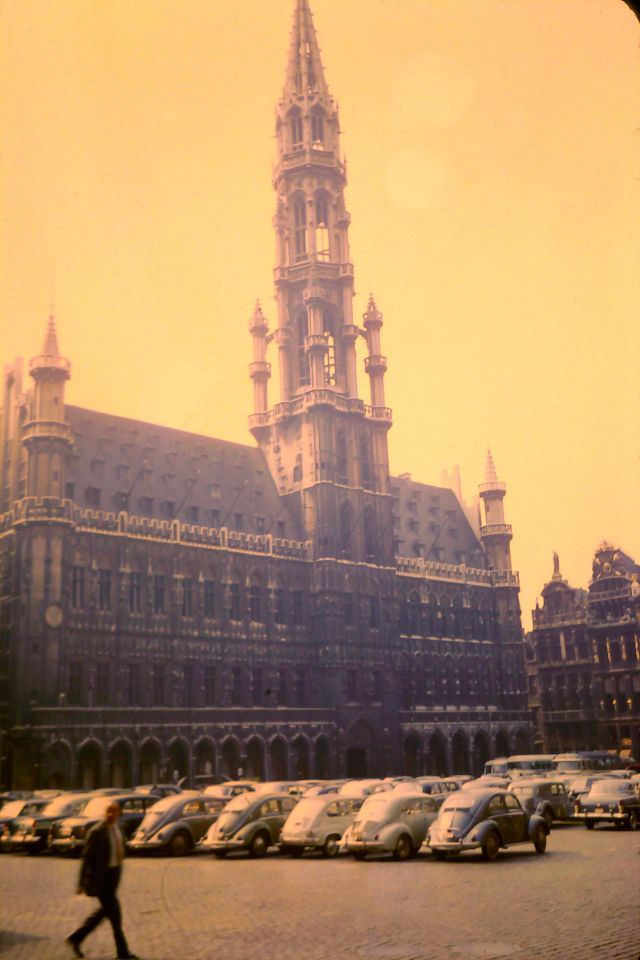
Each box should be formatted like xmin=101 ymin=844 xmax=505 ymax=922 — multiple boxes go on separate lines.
xmin=66 ymin=800 xmax=138 ymax=959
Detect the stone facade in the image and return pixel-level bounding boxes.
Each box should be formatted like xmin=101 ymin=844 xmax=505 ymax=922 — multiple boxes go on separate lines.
xmin=0 ymin=0 xmax=530 ymax=790
xmin=526 ymin=545 xmax=640 ymax=758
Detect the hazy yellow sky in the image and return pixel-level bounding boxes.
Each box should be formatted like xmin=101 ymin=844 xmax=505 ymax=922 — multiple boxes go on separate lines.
xmin=1 ymin=0 xmax=638 ymax=628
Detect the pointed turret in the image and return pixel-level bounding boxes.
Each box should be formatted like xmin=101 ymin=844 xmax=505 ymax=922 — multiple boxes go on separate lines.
xmin=284 ymin=0 xmax=330 ymax=102
xmin=249 ymin=300 xmax=271 ymax=416
xmin=363 ymin=294 xmax=387 ymax=410
xmin=24 ymin=315 xmax=72 ymax=498
xmin=478 ymin=450 xmax=512 ymax=572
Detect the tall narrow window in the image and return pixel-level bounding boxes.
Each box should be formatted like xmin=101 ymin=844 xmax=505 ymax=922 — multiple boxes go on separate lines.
xmin=152 ymin=664 xmax=165 ymax=705
xmin=336 ymin=432 xmax=347 ymax=484
xmin=339 ymin=502 xmax=352 ymax=558
xmin=290 ymin=110 xmax=303 ymax=149
xmin=315 ymin=198 xmax=330 ymax=260
xmin=297 ymin=312 xmax=310 ymax=387
xmin=229 ymin=583 xmax=241 ymax=621
xmin=204 ymin=665 xmax=216 ymax=703
xmin=95 ymin=662 xmax=110 ymax=706
xmin=360 ymin=436 xmax=372 ymax=488
xmin=323 ymin=314 xmax=336 ymax=385
xmin=68 ymin=661 xmax=83 ymax=705
xmin=181 ymin=578 xmax=193 ymax=616
xmin=97 ymin=569 xmax=111 ymax=611
xmin=203 ymin=580 xmax=215 ymax=618
xmin=311 ymin=112 xmax=324 ymax=145
xmin=274 ymin=587 xmax=286 ymax=624
xmin=293 ymin=199 xmax=307 ymax=262
xmin=364 ymin=507 xmax=377 ymax=559
xmin=249 ymin=583 xmax=262 ymax=622
xmin=292 ymin=590 xmax=303 ymax=625
xmin=153 ymin=575 xmax=165 ymax=614
xmin=129 ymin=572 xmax=142 ymax=613
xmin=71 ymin=567 xmax=85 ymax=609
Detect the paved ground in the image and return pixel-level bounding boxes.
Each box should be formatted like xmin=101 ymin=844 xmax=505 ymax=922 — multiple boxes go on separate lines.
xmin=1 ymin=823 xmax=638 ymax=960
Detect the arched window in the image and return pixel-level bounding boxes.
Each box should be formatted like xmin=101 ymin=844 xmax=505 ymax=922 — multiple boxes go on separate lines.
xmin=293 ymin=198 xmax=307 ymax=262
xmin=339 ymin=501 xmax=352 ymax=557
xmin=315 ymin=197 xmax=330 ymax=261
xmin=363 ymin=507 xmax=377 ymax=560
xmin=311 ymin=111 xmax=324 ymax=146
xmin=290 ymin=110 xmax=303 ymax=150
xmin=360 ymin=435 xmax=372 ymax=488
xmin=336 ymin=432 xmax=347 ymax=484
xmin=297 ymin=312 xmax=310 ymax=388
xmin=323 ymin=312 xmax=336 ymax=385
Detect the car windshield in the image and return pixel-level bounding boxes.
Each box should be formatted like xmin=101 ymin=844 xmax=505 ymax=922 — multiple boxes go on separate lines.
xmin=555 ymin=760 xmax=583 ymax=772
xmin=42 ymin=795 xmax=81 ymax=817
xmin=441 ymin=794 xmax=475 ymax=813
xmin=590 ymin=781 xmax=631 ymax=797
xmin=354 ymin=796 xmax=392 ymax=823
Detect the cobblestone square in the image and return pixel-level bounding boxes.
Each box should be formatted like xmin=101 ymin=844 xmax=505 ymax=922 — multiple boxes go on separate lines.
xmin=1 ymin=825 xmax=638 ymax=960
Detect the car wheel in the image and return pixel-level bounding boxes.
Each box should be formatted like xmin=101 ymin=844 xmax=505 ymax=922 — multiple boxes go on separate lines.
xmin=533 ymin=825 xmax=547 ymax=854
xmin=432 ymin=849 xmax=448 ymax=862
xmin=249 ymin=831 xmax=269 ymax=858
xmin=169 ymin=831 xmax=192 ymax=857
xmin=585 ymin=820 xmax=595 ymax=830
xmin=393 ymin=834 xmax=412 ymax=861
xmin=323 ymin=834 xmax=340 ymax=859
xmin=288 ymin=846 xmax=304 ymax=858
xmin=627 ymin=812 xmax=639 ymax=831
xmin=213 ymin=850 xmax=227 ymax=859
xmin=481 ymin=830 xmax=500 ymax=862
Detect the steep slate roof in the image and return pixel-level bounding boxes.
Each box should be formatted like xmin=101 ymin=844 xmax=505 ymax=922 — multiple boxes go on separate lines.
xmin=390 ymin=474 xmax=486 ymax=569
xmin=65 ymin=406 xmax=299 ymax=538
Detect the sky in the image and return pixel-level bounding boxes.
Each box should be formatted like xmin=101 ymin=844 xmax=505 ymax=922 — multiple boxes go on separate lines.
xmin=1 ymin=0 xmax=638 ymax=629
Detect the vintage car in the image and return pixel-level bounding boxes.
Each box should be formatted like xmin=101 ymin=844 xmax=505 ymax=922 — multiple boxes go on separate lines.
xmin=344 ymin=789 xmax=440 ymax=860
xmin=128 ymin=792 xmax=225 ymax=855
xmin=50 ymin=792 xmax=155 ymax=855
xmin=0 ymin=797 xmax=51 ymax=852
xmin=200 ymin=791 xmax=297 ymax=857
xmin=9 ymin=793 xmax=90 ymax=853
xmin=574 ymin=779 xmax=640 ymax=829
xmin=508 ymin=778 xmax=574 ymax=826
xmin=280 ymin=794 xmax=363 ymax=857
xmin=426 ymin=788 xmax=549 ymax=861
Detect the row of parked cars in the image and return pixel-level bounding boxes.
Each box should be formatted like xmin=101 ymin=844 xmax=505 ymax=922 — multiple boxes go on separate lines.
xmin=2 ymin=768 xmax=638 ymax=864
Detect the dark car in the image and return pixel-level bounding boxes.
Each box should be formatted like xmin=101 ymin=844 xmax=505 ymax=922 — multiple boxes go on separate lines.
xmin=574 ymin=779 xmax=640 ymax=830
xmin=201 ymin=791 xmax=297 ymax=857
xmin=426 ymin=788 xmax=549 ymax=861
xmin=509 ymin=778 xmax=574 ymax=827
xmin=50 ymin=792 xmax=154 ymax=855
xmin=10 ymin=793 xmax=90 ymax=854
xmin=128 ymin=792 xmax=225 ymax=855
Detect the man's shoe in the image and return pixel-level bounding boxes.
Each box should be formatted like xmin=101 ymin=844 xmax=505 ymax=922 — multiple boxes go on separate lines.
xmin=65 ymin=936 xmax=84 ymax=958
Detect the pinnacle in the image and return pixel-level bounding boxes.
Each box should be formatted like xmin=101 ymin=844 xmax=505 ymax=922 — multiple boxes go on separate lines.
xmin=284 ymin=0 xmax=330 ymax=100
xmin=484 ymin=448 xmax=498 ymax=483
xmin=42 ymin=313 xmax=60 ymax=358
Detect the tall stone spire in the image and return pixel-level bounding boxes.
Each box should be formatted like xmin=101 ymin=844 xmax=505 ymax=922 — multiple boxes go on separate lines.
xmin=484 ymin=448 xmax=498 ymax=483
xmin=284 ymin=0 xmax=330 ymax=101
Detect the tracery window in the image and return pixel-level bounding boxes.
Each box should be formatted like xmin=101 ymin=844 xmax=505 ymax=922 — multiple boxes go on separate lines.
xmin=315 ymin=197 xmax=330 ymax=260
xmin=290 ymin=109 xmax=303 ymax=149
xmin=293 ymin=198 xmax=307 ymax=262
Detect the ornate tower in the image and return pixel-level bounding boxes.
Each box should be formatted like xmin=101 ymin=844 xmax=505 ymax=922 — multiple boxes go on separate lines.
xmin=23 ymin=316 xmax=72 ymax=499
xmin=478 ymin=449 xmax=513 ymax=572
xmin=250 ymin=0 xmax=393 ymax=564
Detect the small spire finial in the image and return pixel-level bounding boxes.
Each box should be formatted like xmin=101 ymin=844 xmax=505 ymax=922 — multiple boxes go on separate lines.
xmin=484 ymin=449 xmax=498 ymax=483
xmin=284 ymin=0 xmax=330 ymax=101
xmin=552 ymin=551 xmax=561 ymax=579
xmin=43 ymin=312 xmax=60 ymax=358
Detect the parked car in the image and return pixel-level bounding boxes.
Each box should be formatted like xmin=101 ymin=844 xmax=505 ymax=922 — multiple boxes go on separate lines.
xmin=202 ymin=781 xmax=257 ymax=800
xmin=461 ymin=776 xmax=511 ymax=792
xmin=9 ymin=793 xmax=90 ymax=853
xmin=338 ymin=779 xmax=385 ymax=798
xmin=50 ymin=792 xmax=155 ymax=855
xmin=128 ymin=792 xmax=225 ymax=855
xmin=134 ymin=784 xmax=183 ymax=799
xmin=574 ymin=779 xmax=640 ymax=830
xmin=426 ymin=788 xmax=549 ymax=861
xmin=201 ymin=791 xmax=297 ymax=857
xmin=414 ymin=777 xmax=453 ymax=799
xmin=508 ymin=778 xmax=574 ymax=827
xmin=344 ymin=790 xmax=440 ymax=860
xmin=280 ymin=794 xmax=363 ymax=857
xmin=565 ymin=774 xmax=606 ymax=802
xmin=0 ymin=797 xmax=51 ymax=852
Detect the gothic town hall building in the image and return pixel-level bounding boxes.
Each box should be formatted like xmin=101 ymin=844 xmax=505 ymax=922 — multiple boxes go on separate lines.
xmin=0 ymin=1 xmax=529 ymax=790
